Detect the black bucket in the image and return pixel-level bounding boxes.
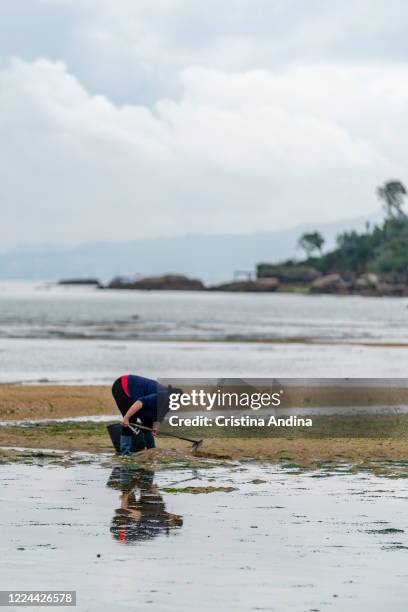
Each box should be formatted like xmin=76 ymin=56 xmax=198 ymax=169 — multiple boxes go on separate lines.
xmin=107 ymin=423 xmax=122 ymax=453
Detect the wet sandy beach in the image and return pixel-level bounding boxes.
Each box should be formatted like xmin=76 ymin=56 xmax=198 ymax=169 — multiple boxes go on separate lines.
xmin=2 ymin=384 xmax=408 ymax=464
xmin=2 ymin=379 xmax=408 ymax=610
xmin=3 ymin=383 xmax=408 ymax=421
xmin=3 ymin=434 xmax=408 ymax=466
xmin=1 ymin=456 xmax=408 ymax=611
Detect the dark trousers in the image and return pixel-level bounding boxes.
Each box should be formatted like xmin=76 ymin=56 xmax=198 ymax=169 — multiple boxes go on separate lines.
xmin=111 ymin=378 xmax=155 ymax=450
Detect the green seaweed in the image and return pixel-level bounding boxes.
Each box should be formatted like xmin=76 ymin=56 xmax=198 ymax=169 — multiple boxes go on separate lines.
xmin=162 ymin=486 xmax=237 ymax=494
xmin=366 ymin=528 xmax=404 ymax=534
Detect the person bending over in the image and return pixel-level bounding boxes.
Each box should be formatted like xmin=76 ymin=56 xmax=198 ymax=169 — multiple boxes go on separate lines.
xmin=112 ymin=374 xmax=168 ymax=456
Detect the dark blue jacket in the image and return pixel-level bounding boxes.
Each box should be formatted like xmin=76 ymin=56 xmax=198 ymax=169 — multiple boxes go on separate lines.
xmin=127 ymin=375 xmax=169 ymax=421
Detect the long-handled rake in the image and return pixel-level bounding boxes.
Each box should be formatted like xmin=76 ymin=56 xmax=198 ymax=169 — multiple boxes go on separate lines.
xmin=127 ymin=422 xmax=203 ymax=452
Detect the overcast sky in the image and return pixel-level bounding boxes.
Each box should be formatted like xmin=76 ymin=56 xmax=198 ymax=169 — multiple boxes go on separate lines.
xmin=1 ymin=0 xmax=408 ymax=248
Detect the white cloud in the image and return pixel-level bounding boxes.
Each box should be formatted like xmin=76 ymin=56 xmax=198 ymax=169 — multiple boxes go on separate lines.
xmin=1 ymin=56 xmax=406 ymax=247
xmin=2 ymin=0 xmax=408 ymax=105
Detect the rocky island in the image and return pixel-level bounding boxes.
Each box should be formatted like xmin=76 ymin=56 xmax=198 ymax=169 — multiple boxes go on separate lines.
xmin=66 ymin=181 xmax=408 ymax=296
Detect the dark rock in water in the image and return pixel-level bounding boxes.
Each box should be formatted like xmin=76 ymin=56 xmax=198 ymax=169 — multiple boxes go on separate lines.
xmin=209 ymin=278 xmax=279 ymax=292
xmin=108 ymin=274 xmax=205 ymax=291
xmin=58 ymin=278 xmax=101 ymax=287
xmin=257 ymin=264 xmax=320 ymax=283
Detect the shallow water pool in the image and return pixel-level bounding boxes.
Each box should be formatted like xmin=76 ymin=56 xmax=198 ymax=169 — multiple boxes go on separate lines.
xmin=1 ymin=460 xmax=408 ymax=611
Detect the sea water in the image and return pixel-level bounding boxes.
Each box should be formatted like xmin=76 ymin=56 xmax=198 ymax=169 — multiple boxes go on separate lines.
xmin=0 ymin=281 xmax=408 ymax=382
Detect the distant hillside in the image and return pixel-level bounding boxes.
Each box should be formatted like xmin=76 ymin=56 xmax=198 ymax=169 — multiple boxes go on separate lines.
xmin=0 ymin=212 xmax=381 ymax=283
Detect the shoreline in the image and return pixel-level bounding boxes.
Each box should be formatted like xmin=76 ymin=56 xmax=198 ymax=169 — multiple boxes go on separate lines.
xmin=1 ymin=385 xmax=408 ymax=464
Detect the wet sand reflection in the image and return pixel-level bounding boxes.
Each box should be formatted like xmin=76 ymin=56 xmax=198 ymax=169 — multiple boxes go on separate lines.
xmin=106 ymin=466 xmax=183 ymax=544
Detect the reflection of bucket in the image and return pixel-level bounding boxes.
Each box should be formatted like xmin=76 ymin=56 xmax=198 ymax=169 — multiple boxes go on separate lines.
xmin=107 ymin=423 xmax=122 ymax=453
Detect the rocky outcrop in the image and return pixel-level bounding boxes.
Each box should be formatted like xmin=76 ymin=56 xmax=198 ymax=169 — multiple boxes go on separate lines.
xmin=355 ymin=282 xmax=408 ymax=297
xmin=108 ymin=274 xmax=205 ymax=291
xmin=257 ymin=264 xmax=320 ymax=283
xmin=105 ymin=269 xmax=408 ymax=296
xmin=353 ymin=273 xmax=380 ymax=289
xmin=58 ymin=278 xmax=101 ymax=287
xmin=309 ymin=272 xmax=408 ymax=296
xmin=210 ymin=278 xmax=279 ymax=292
xmin=310 ymin=274 xmax=349 ymax=293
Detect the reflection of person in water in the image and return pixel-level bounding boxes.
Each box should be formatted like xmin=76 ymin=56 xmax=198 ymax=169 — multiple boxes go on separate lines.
xmin=106 ymin=466 xmax=183 ymax=544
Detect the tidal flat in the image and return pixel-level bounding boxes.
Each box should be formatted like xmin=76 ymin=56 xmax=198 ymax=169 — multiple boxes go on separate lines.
xmin=3 ymin=384 xmax=408 ymax=422
xmin=2 ymin=380 xmax=408 ymax=609
xmin=1 ymin=454 xmax=408 ymax=611
xmin=2 ymin=414 xmax=408 ymax=466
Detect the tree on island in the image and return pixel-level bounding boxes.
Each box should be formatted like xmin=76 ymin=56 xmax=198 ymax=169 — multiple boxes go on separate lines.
xmin=297 ymin=231 xmax=325 ymax=258
xmin=289 ymin=178 xmax=408 ymax=278
xmin=377 ymin=180 xmax=407 ymax=219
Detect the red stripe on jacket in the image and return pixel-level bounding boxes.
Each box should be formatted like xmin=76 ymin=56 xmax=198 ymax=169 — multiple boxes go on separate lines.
xmin=121 ymin=375 xmax=130 ymax=397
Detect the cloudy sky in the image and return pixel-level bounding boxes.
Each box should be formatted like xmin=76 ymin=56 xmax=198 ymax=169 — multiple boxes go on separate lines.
xmin=1 ymin=0 xmax=408 ymax=248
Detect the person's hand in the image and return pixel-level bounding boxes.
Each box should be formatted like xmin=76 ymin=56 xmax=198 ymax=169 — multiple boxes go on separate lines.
xmin=152 ymin=421 xmax=160 ymax=436
xmin=122 ymin=416 xmax=130 ymax=428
